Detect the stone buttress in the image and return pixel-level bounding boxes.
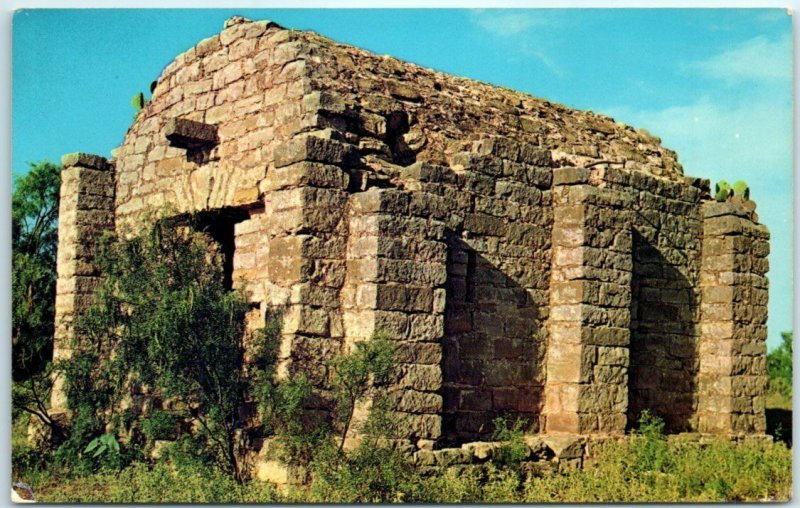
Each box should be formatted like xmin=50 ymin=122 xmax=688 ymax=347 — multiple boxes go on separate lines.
xmin=52 ymin=16 xmax=771 ymax=452
xmin=51 ymin=153 xmax=116 ymax=413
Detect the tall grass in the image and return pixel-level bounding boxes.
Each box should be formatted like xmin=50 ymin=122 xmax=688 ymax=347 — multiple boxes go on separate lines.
xmin=16 ymin=412 xmax=791 ymax=503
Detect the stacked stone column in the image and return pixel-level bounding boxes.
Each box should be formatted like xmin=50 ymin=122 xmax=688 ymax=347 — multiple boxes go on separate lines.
xmin=51 ymin=153 xmax=116 ymax=412
xmin=697 ymin=202 xmax=769 ymax=434
xmin=544 ymin=167 xmax=633 ymax=434
xmin=264 ymin=133 xmax=355 ymax=385
xmin=342 ymin=183 xmax=447 ymax=446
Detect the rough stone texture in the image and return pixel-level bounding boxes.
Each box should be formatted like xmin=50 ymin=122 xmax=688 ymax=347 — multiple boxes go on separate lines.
xmin=697 ymin=202 xmax=769 ymax=434
xmin=51 ymin=153 xmax=116 ymax=412
xmin=164 ymin=117 xmax=219 ymax=149
xmin=544 ymin=168 xmax=633 ymax=434
xmin=54 ymin=17 xmax=769 ymax=451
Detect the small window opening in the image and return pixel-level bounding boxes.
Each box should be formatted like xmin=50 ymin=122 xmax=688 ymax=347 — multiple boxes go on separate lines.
xmin=183 ymin=208 xmax=250 ymax=290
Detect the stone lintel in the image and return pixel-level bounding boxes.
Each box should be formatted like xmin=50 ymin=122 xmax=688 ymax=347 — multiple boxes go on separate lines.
xmin=61 ymin=152 xmax=112 ymax=171
xmin=165 ymin=117 xmax=219 ymax=149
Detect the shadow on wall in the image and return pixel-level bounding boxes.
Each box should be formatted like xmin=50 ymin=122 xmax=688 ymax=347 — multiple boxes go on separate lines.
xmin=441 ymin=230 xmax=545 ymax=445
xmin=628 ymin=230 xmax=699 ymax=433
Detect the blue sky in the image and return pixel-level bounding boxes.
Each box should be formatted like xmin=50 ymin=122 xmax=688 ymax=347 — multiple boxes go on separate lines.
xmin=12 ymin=8 xmax=793 ymax=349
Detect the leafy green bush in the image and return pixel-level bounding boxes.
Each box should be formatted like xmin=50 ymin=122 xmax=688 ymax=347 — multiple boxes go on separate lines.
xmin=298 ymin=439 xmax=413 ymax=503
xmin=767 ymin=331 xmax=792 ymax=398
xmin=12 ymin=161 xmax=63 ymax=444
xmin=131 ymin=92 xmax=147 ymax=113
xmin=59 ymin=221 xmax=272 ymax=482
xmin=84 ymin=433 xmax=120 ymax=459
xmin=284 ymin=335 xmax=406 ymax=502
xmin=329 ymin=335 xmax=395 ymax=451
xmin=33 ymin=461 xmax=279 ymax=503
xmin=629 ymin=409 xmax=670 ymax=473
xmin=714 ymin=180 xmax=732 ymax=202
xmin=140 ymin=409 xmax=179 ymax=442
xmin=404 ymin=466 xmax=483 ymax=503
xmin=491 ymin=417 xmax=530 ymax=466
xmin=733 ymin=180 xmax=750 ymax=200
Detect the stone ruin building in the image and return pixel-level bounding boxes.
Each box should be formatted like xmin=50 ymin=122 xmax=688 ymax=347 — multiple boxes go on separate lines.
xmin=52 ymin=16 xmax=770 ymax=453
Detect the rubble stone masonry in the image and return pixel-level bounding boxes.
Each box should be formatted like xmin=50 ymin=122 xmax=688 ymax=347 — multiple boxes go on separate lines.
xmin=53 ymin=16 xmax=769 ymax=449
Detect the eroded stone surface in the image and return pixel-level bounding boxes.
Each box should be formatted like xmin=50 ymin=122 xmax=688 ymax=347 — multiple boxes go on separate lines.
xmin=53 ymin=16 xmax=769 ymax=455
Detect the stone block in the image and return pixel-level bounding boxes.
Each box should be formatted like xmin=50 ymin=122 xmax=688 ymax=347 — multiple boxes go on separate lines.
xmin=703 ymin=201 xmax=749 ymax=219
xmin=393 ymin=342 xmax=442 ymax=364
xmin=273 ymin=135 xmax=358 ymax=168
xmin=233 ymin=186 xmax=260 ymax=205
xmin=462 ymin=441 xmax=500 ymax=461
xmin=401 ymin=413 xmax=442 ymax=440
xmin=350 ymin=189 xmax=410 ymax=214
xmin=399 ymin=364 xmax=442 ymax=392
xmin=164 ymin=117 xmax=218 ymax=148
xmin=473 ymin=136 xmax=520 ymax=161
xmin=392 ymin=390 xmax=443 ymax=414
xmin=375 ymin=285 xmax=434 ymax=312
xmin=400 ymin=162 xmax=447 ymax=183
xmin=263 ymin=162 xmax=349 ymax=191
xmin=255 ymin=459 xmax=290 ymax=485
xmin=414 ymin=449 xmax=436 ymax=466
xmin=61 ymin=152 xmax=112 ymax=171
xmin=433 ymin=448 xmax=472 ymax=466
xmin=387 ymin=81 xmax=422 ymax=102
xmin=542 ymin=435 xmax=585 ymax=459
xmin=553 ymin=167 xmax=590 ymax=186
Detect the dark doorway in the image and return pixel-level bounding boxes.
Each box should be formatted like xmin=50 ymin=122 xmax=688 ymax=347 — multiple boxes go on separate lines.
xmin=627 ymin=230 xmax=699 ymax=432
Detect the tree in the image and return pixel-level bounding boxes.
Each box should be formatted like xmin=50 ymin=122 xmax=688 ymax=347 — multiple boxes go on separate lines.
xmin=64 ymin=220 xmax=263 ymax=482
xmin=329 ymin=337 xmax=395 ymax=452
xmin=11 ymin=161 xmax=61 ymax=437
xmin=767 ymin=332 xmax=792 ymax=398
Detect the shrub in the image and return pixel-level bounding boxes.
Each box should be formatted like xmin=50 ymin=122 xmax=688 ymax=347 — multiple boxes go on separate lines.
xmin=19 ymin=432 xmax=792 ymax=503
xmin=140 ymin=409 xmax=179 ymax=442
xmin=329 ymin=335 xmax=395 ymax=451
xmin=300 ymin=439 xmax=414 ymax=503
xmin=491 ymin=417 xmax=530 ymax=467
xmin=767 ymin=331 xmax=792 ymax=398
xmin=287 ymin=335 xmax=406 ymax=502
xmin=12 ymin=161 xmax=62 ymax=444
xmin=60 ymin=221 xmax=273 ymax=482
xmin=629 ymin=409 xmax=670 ymax=473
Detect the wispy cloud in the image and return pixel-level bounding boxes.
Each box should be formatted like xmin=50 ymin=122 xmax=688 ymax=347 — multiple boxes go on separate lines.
xmin=469 ymin=9 xmax=549 ymax=37
xmin=608 ymin=97 xmax=791 ymax=187
xmin=468 ymin=9 xmax=562 ymax=76
xmin=683 ymin=33 xmax=792 ymax=84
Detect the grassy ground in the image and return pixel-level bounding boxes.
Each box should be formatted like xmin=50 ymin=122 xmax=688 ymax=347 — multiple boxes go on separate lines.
xmin=14 ymin=425 xmax=792 ymax=503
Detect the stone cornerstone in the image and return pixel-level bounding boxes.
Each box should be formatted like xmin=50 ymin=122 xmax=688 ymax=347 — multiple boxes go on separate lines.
xmin=52 ymin=16 xmax=769 ymax=450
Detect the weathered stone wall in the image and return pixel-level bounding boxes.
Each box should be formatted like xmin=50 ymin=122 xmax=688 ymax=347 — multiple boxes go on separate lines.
xmin=697 ymin=202 xmax=769 ymax=434
xmin=544 ymin=166 xmax=634 ymax=434
xmin=343 ymin=186 xmax=448 ymax=444
xmin=114 ymin=19 xmax=301 ymax=228
xmin=54 ymin=16 xmax=770 ymax=450
xmin=51 ymin=154 xmax=116 ymax=412
xmin=616 ymin=169 xmax=705 ymax=433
